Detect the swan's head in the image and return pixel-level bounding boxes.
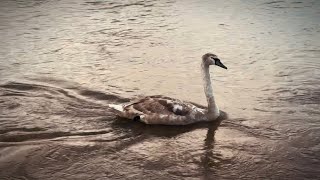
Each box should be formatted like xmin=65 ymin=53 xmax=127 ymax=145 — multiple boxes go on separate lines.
xmin=202 ymin=53 xmax=227 ymax=69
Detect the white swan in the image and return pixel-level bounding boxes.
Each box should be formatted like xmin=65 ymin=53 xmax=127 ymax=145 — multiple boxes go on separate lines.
xmin=108 ymin=53 xmax=227 ymax=125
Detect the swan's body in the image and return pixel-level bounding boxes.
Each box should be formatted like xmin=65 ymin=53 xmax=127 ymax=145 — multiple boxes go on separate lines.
xmin=108 ymin=53 xmax=227 ymax=125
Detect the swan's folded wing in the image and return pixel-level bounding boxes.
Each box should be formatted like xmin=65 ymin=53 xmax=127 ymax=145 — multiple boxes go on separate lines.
xmin=139 ymin=113 xmax=193 ymax=125
xmin=123 ymin=96 xmax=192 ymax=115
xmin=139 ymin=104 xmax=207 ymax=125
xmin=120 ymin=95 xmax=207 ymax=125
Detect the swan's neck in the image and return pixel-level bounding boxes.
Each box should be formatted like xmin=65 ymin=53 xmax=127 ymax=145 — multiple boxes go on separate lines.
xmin=202 ymin=63 xmax=220 ymax=119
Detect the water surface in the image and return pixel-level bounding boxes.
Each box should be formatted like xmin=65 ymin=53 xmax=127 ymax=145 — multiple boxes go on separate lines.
xmin=0 ymin=0 xmax=320 ymax=179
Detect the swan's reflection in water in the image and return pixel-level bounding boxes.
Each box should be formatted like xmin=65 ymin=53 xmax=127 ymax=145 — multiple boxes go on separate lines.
xmin=110 ymin=112 xmax=226 ymax=178
xmin=202 ymin=120 xmax=219 ymax=178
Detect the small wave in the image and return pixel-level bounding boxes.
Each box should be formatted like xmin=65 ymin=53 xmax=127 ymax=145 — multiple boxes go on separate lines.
xmin=262 ymin=1 xmax=285 ymax=5
xmin=79 ymin=89 xmax=129 ymax=103
xmin=261 ymin=0 xmax=309 ymax=8
xmin=0 ymin=129 xmax=113 ymax=142
xmin=0 ymin=82 xmax=41 ymax=91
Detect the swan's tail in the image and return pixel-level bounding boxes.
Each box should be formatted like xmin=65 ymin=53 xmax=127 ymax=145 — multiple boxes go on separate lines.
xmin=108 ymin=104 xmax=124 ymax=113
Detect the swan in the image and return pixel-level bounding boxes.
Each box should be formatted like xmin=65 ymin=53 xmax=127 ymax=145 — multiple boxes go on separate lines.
xmin=108 ymin=53 xmax=227 ymax=125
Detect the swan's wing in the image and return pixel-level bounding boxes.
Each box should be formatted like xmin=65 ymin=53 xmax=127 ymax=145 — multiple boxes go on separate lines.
xmin=121 ymin=95 xmax=206 ymax=125
xmin=127 ymin=95 xmax=190 ymax=115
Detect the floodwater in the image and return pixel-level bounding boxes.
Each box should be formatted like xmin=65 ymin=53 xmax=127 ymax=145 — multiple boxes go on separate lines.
xmin=0 ymin=0 xmax=319 ymax=179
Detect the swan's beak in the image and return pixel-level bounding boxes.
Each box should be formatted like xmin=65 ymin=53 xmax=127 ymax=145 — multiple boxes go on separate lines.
xmin=215 ymin=59 xmax=228 ymax=69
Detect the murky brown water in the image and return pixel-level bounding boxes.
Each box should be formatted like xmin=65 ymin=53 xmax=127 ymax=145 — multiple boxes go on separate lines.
xmin=1 ymin=0 xmax=320 ymax=179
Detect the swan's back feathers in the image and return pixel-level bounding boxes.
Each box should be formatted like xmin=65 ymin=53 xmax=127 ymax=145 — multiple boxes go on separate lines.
xmin=130 ymin=96 xmax=190 ymax=116
xmin=109 ymin=95 xmax=208 ymax=125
